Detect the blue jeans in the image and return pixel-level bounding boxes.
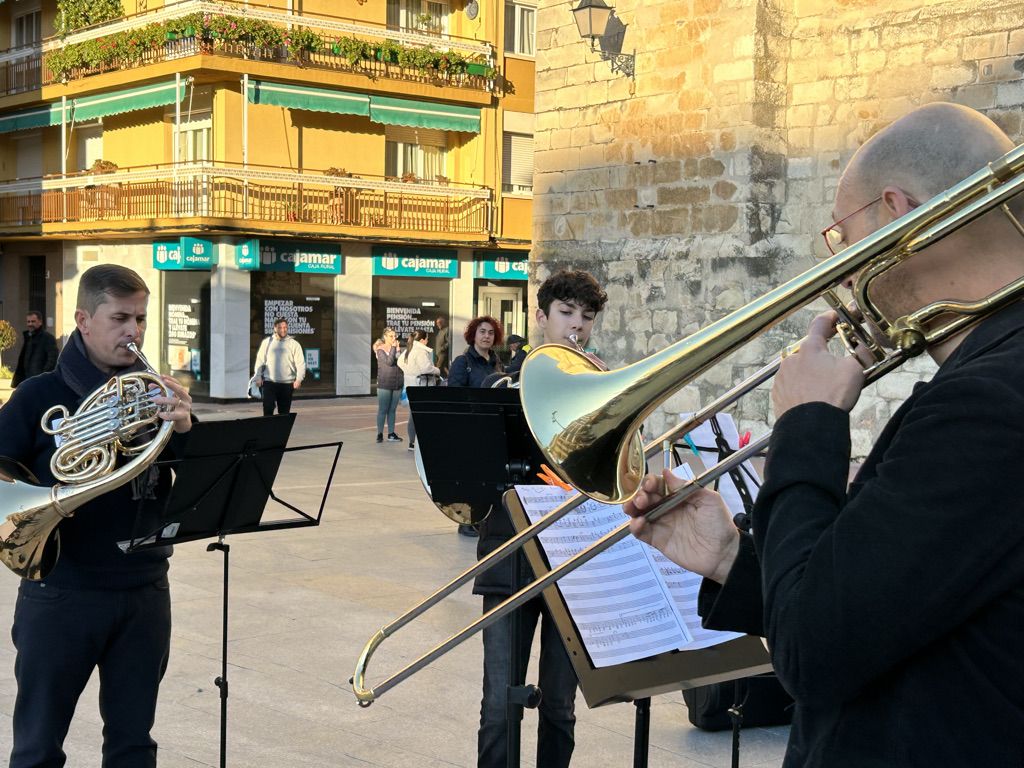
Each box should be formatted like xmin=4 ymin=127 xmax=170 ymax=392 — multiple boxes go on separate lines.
xmin=10 ymin=579 xmax=172 ymax=768
xmin=478 ymin=594 xmax=577 ymax=768
xmin=376 ymin=387 xmax=401 ymax=434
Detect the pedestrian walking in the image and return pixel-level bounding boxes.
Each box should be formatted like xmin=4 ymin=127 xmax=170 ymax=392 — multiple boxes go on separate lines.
xmin=253 ymin=318 xmax=305 ymax=416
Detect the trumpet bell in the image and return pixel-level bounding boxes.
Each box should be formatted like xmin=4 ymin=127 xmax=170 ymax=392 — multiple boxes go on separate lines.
xmin=520 ymin=344 xmax=646 ymax=504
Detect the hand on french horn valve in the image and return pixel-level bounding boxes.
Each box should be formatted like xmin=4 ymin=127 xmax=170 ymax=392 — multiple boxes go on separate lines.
xmin=624 ymin=470 xmax=740 ymax=585
xmin=156 ymin=375 xmax=193 ymax=433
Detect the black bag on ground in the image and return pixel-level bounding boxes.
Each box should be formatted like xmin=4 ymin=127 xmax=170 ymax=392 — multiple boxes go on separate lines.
xmin=682 ymin=673 xmax=793 ymax=731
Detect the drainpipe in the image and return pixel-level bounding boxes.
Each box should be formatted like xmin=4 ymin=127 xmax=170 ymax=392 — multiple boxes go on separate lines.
xmin=242 ymin=74 xmax=249 ymax=216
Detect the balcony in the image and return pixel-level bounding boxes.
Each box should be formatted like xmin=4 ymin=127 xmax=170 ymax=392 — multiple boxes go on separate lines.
xmin=0 ymin=0 xmax=496 ymax=99
xmin=0 ymin=161 xmax=493 ymax=240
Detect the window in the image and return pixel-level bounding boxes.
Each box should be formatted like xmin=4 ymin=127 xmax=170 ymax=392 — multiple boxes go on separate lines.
xmin=385 ymin=125 xmax=448 ymax=183
xmin=502 ymin=132 xmax=533 ymax=194
xmin=387 ymin=0 xmax=449 ymax=34
xmin=12 ymin=9 xmax=42 ymax=48
xmin=178 ymin=111 xmax=212 ymax=163
xmin=75 ymin=122 xmax=104 ymax=172
xmin=504 ymin=0 xmax=535 ymax=56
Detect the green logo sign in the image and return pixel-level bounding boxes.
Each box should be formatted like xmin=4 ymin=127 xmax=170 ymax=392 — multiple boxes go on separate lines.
xmin=260 ymin=241 xmax=343 ymax=275
xmin=153 ymin=238 xmax=217 ymax=270
xmin=372 ymin=246 xmax=458 ymax=278
xmin=476 ymin=254 xmax=528 ymax=281
xmin=235 ymin=238 xmax=260 ymax=270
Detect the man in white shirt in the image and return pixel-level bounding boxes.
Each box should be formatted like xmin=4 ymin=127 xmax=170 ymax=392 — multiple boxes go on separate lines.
xmin=254 ymin=317 xmax=305 ymax=416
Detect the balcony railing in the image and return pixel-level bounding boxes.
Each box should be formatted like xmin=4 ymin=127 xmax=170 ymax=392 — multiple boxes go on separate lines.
xmin=0 ymin=0 xmax=495 ymax=97
xmin=0 ymin=161 xmax=492 ymax=236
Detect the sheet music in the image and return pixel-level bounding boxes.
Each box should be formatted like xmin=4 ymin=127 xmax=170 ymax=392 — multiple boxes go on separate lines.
xmin=516 ymin=485 xmax=693 ymax=667
xmin=646 ymin=463 xmax=746 ymax=650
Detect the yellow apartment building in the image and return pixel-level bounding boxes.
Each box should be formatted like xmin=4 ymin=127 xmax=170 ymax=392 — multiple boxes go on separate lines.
xmin=0 ymin=0 xmax=536 ymax=398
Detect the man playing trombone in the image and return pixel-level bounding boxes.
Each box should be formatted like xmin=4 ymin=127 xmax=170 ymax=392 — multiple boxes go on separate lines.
xmin=627 ymin=102 xmax=1024 ymax=766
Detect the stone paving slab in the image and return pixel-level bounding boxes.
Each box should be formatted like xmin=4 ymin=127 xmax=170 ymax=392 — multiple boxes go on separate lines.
xmin=0 ymin=398 xmax=790 ymax=767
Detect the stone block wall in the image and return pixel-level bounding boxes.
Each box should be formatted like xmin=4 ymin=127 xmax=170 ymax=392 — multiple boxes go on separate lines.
xmin=532 ymin=0 xmax=1024 ymax=455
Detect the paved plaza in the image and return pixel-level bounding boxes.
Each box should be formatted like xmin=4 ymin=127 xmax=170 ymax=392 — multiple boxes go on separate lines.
xmin=0 ymin=397 xmax=790 ymax=767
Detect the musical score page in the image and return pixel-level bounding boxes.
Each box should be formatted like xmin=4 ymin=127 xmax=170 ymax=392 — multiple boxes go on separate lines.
xmin=516 ymin=484 xmax=692 ymax=667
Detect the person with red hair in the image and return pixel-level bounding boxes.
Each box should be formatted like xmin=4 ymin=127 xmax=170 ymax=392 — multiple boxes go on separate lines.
xmin=447 ymin=315 xmax=504 ymax=388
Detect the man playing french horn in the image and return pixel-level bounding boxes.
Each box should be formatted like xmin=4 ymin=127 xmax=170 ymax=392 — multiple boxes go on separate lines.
xmin=626 ymin=102 xmax=1024 ymax=766
xmin=0 ymin=264 xmax=193 ymax=768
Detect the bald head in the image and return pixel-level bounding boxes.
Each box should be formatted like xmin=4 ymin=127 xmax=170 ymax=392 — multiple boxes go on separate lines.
xmin=842 ymin=103 xmax=1014 ymax=201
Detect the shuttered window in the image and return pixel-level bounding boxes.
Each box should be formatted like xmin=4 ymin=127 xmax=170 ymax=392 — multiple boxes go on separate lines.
xmin=502 ymin=132 xmax=533 ymax=194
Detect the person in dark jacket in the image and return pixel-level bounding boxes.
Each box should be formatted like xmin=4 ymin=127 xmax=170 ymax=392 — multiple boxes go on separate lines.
xmin=504 ymin=334 xmax=529 ymax=378
xmin=626 ymin=103 xmax=1024 ymax=767
xmin=434 ymin=316 xmax=451 ymax=377
xmin=0 ymin=264 xmax=193 ymax=768
xmin=475 ymin=271 xmax=608 ymax=768
xmin=447 ymin=315 xmax=503 ymax=389
xmin=375 ymin=327 xmax=404 ymax=443
xmin=11 ymin=309 xmax=58 ymax=387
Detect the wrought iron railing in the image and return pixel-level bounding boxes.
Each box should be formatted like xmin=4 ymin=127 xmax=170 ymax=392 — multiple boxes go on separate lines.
xmin=0 ymin=161 xmax=492 ymax=235
xmin=0 ymin=0 xmax=494 ymax=96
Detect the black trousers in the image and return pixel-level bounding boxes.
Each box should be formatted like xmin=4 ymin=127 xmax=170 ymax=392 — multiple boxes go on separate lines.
xmin=10 ymin=579 xmax=172 ymax=768
xmin=262 ymin=380 xmax=295 ymax=416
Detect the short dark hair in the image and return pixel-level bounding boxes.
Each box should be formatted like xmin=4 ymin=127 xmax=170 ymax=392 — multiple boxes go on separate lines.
xmin=274 ymin=317 xmax=288 ymax=326
xmin=463 ymin=315 xmax=504 ymax=347
xmin=77 ymin=264 xmax=150 ymax=314
xmin=537 ymin=270 xmax=608 ymax=315
xmin=26 ymin=310 xmax=43 ymax=322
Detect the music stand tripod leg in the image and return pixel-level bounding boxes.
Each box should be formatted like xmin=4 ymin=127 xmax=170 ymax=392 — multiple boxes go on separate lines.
xmin=632 ymin=697 xmax=651 ymax=768
xmin=207 ymin=536 xmax=230 ymax=768
xmin=504 ymin=556 xmax=541 ymax=768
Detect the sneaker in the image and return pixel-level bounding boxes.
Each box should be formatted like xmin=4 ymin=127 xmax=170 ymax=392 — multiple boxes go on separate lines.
xmin=457 ymin=523 xmax=479 ymax=538
xmin=408 ymin=442 xmax=415 ymax=451
xmin=387 ymin=433 xmax=403 ymax=442
xmin=376 ymin=433 xmax=383 ymax=443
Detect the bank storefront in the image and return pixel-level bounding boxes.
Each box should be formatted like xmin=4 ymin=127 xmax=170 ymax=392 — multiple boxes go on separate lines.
xmin=474 ymin=251 xmax=528 ymax=342
xmin=370 ymin=245 xmax=455 ymax=385
xmin=141 ymin=236 xmax=528 ymax=399
xmin=243 ymin=239 xmax=341 ymax=396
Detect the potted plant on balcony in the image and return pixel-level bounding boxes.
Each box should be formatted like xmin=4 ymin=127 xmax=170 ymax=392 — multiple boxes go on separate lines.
xmin=285 ymin=28 xmax=323 ymax=63
xmin=332 ymin=36 xmax=374 ymax=67
xmin=375 ymin=39 xmax=402 ymax=65
xmin=401 ymin=171 xmax=420 ymax=184
xmin=89 ymin=159 xmax=119 ymax=174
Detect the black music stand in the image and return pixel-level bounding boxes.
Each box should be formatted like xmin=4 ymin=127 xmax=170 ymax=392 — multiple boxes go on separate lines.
xmin=504 ymin=489 xmax=772 ymax=768
xmin=124 ymin=414 xmax=342 ymax=768
xmin=408 ymin=386 xmax=545 ymax=768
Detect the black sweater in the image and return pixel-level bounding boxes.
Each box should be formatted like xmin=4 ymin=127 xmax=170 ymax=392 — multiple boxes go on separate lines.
xmin=700 ymin=302 xmax=1024 ymax=766
xmin=0 ymin=331 xmax=184 ymax=590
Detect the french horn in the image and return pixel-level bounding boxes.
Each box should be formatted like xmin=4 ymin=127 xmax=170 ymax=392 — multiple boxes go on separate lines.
xmin=0 ymin=343 xmax=175 ymax=580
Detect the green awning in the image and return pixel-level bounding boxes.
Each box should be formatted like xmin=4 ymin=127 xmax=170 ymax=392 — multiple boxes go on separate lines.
xmin=0 ymin=80 xmax=185 ymax=134
xmin=0 ymin=102 xmax=65 ymax=134
xmin=70 ymin=80 xmax=186 ymax=122
xmin=246 ymin=80 xmax=370 ymax=117
xmin=369 ymin=95 xmax=480 ymax=133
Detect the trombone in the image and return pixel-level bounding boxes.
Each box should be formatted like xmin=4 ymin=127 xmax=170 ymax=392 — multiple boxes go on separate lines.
xmin=352 ymin=141 xmax=1024 ymax=705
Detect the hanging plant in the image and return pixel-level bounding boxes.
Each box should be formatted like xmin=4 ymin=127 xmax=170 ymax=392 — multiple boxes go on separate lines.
xmin=57 ymin=0 xmax=124 ymax=35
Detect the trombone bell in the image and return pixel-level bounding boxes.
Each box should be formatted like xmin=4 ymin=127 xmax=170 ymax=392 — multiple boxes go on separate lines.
xmin=519 ymin=344 xmax=646 ymax=504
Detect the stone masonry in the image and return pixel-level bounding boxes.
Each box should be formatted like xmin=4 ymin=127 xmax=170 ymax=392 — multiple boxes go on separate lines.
xmin=531 ymin=0 xmax=1024 ymax=456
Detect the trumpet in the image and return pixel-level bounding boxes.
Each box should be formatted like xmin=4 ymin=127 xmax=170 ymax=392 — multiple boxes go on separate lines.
xmin=352 ymin=140 xmax=1024 ymax=705
xmin=0 ymin=343 xmax=174 ymax=580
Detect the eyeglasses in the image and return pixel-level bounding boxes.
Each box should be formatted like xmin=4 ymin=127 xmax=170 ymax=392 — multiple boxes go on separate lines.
xmin=820 ymin=196 xmax=883 ymax=255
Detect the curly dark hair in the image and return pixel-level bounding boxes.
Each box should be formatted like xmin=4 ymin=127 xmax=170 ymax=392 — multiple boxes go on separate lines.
xmin=463 ymin=315 xmax=504 ymax=348
xmin=537 ymin=270 xmax=608 ymax=315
